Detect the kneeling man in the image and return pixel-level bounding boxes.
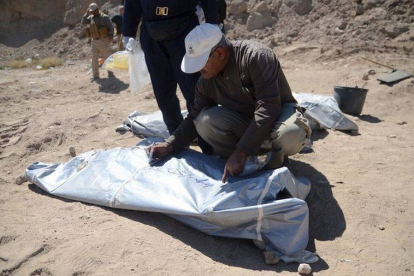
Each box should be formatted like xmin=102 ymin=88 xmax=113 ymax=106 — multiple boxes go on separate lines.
xmin=150 ymin=24 xmax=311 ymax=182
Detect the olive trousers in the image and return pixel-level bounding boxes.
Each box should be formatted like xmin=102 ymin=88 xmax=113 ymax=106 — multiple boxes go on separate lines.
xmin=194 ymin=103 xmax=312 ymax=168
xmin=91 ymin=39 xmax=111 ymax=78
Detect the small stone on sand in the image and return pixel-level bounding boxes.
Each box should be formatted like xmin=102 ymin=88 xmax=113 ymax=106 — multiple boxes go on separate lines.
xmin=15 ymin=174 xmax=27 ymax=185
xmin=298 ymin=263 xmax=312 ymax=274
xmin=263 ymin=251 xmax=280 ymax=265
xmin=69 ymin=146 xmax=76 ymax=157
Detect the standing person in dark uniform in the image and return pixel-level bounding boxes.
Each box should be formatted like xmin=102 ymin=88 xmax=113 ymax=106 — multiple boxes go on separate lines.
xmin=217 ymin=0 xmax=226 ymax=33
xmin=111 ymin=6 xmax=124 ymax=51
xmin=122 ymin=0 xmax=218 ymax=141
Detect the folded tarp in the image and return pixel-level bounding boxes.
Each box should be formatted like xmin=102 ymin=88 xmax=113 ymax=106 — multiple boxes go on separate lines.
xmin=26 ymin=147 xmax=316 ymax=261
xmin=116 ymin=110 xmax=188 ymax=139
xmin=117 ymin=93 xmax=357 ymax=140
xmin=293 ymin=92 xmax=359 ymax=132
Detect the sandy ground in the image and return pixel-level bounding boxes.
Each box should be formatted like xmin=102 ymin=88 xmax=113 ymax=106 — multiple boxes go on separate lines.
xmin=0 ymin=46 xmax=413 ymax=275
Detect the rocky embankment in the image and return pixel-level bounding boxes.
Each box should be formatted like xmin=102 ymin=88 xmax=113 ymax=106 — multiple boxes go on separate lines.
xmin=0 ymin=0 xmax=413 ymax=63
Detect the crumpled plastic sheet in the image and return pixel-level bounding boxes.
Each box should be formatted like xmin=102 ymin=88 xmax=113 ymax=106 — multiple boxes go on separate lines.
xmin=117 ymin=93 xmax=357 ymax=142
xmin=26 ymin=147 xmax=318 ymax=263
xmin=293 ymin=92 xmax=359 ymax=132
xmin=116 ymin=110 xmax=188 ymax=139
xmin=126 ymin=38 xmax=151 ymax=93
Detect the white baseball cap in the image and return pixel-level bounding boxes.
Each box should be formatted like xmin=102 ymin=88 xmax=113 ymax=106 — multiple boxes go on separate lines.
xmin=181 ymin=23 xmax=223 ymax=74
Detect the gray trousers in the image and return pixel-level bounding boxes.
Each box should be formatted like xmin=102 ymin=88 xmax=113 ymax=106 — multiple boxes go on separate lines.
xmin=194 ymin=103 xmax=311 ymax=168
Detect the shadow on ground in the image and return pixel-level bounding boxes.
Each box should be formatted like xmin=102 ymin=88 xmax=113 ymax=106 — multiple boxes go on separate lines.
xmin=27 ymin=158 xmax=341 ymax=273
xmin=94 ymin=75 xmax=128 ymax=94
xmin=311 ymin=130 xmax=329 ymax=142
xmin=290 ymin=159 xmax=346 ymax=266
xmin=358 ymin=114 xmax=383 ymax=123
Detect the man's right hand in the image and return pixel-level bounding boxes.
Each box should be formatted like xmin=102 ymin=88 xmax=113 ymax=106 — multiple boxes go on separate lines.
xmin=146 ymin=142 xmax=173 ymax=159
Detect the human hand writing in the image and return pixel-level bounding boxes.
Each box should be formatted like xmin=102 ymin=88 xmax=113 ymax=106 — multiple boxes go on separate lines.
xmin=222 ymin=148 xmax=248 ymax=183
xmin=146 ymin=142 xmax=173 ymax=161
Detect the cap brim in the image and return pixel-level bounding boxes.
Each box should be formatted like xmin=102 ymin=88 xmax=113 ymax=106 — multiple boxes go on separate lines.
xmin=181 ymin=50 xmax=210 ymax=74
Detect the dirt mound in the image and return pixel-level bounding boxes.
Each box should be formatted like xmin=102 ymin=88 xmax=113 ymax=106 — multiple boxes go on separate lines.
xmin=0 ymin=0 xmax=122 ymax=61
xmin=0 ymin=0 xmax=413 ymax=63
xmin=225 ymin=0 xmax=414 ymax=56
xmin=0 ymin=0 xmax=67 ymax=48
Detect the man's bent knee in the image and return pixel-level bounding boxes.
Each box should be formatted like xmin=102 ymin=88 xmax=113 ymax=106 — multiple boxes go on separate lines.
xmin=194 ymin=107 xmax=242 ymax=157
xmin=272 ymin=125 xmax=307 ymax=155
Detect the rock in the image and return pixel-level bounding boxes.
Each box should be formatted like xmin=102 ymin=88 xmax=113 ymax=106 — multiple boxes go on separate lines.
xmin=263 ymin=251 xmax=280 ymax=265
xmin=55 ymin=133 xmax=65 ymax=146
xmin=284 ymin=0 xmax=313 ymax=15
xmin=228 ymin=0 xmax=248 ymax=15
xmin=381 ymin=24 xmax=410 ymax=39
xmin=337 ymin=21 xmax=348 ymax=30
xmin=362 ymin=73 xmax=369 ymax=80
xmin=67 ymin=37 xmax=74 ymax=45
xmin=270 ymin=0 xmax=283 ymax=14
xmin=16 ymin=174 xmax=27 ymax=185
xmin=144 ymin=93 xmax=154 ymax=99
xmin=261 ymin=35 xmax=278 ymax=47
xmin=69 ymin=146 xmax=76 ymax=157
xmin=246 ymin=11 xmax=276 ymax=31
xmin=288 ymin=28 xmax=299 ymax=37
xmin=298 ymin=263 xmax=312 ymax=274
xmin=253 ymin=239 xmax=267 ymax=250
xmin=355 ymin=5 xmax=364 ymax=16
xmin=378 ymin=225 xmax=385 ymax=230
xmin=334 ymin=27 xmax=344 ymax=35
xmin=253 ymin=2 xmax=268 ymax=12
xmin=368 ymin=69 xmax=376 ymax=75
xmin=364 ymin=0 xmax=386 ymax=10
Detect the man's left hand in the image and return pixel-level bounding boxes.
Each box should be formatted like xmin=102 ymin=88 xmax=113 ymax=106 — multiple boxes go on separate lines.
xmin=108 ymin=37 xmax=113 ymax=43
xmin=222 ymin=148 xmax=248 ymax=183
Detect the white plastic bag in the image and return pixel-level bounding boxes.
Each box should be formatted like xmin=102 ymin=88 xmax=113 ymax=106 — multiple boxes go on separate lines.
xmin=102 ymin=51 xmax=129 ymax=72
xmin=126 ymin=38 xmax=151 ymax=93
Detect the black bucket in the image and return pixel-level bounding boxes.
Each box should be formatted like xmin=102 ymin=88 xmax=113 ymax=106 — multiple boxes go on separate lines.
xmin=333 ymin=86 xmax=368 ymax=115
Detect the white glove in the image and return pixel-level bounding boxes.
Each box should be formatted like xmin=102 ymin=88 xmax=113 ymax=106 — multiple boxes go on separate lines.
xmin=123 ymin=36 xmax=133 ymax=49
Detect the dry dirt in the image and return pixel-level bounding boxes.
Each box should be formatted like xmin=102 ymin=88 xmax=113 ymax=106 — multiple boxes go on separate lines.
xmin=1 ymin=0 xmax=414 ymax=275
xmin=1 ymin=46 xmax=413 ymax=275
